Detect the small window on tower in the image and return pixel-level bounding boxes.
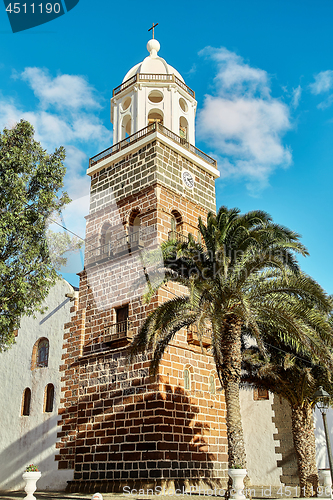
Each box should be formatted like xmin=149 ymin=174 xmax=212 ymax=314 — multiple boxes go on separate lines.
xmin=37 ymin=338 xmax=49 ymax=368
xmin=44 ymin=384 xmax=55 ymax=413
xmin=209 ymin=375 xmax=216 ymax=394
xmin=128 ymin=210 xmax=141 ymax=249
xmin=101 ymin=223 xmax=112 ymax=257
xmin=184 ymin=369 xmax=190 ymax=390
xmin=21 ymin=388 xmax=31 ymax=416
xmin=253 ymin=388 xmax=269 ymax=400
xmin=169 ymin=211 xmax=183 ymax=242
xmin=116 ymin=305 xmax=129 ymax=334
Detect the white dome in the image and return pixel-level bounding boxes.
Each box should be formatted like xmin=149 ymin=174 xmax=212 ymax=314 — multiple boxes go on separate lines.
xmin=122 ymin=39 xmax=184 ymax=83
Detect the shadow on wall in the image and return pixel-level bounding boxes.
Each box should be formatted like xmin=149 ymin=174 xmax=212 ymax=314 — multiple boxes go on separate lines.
xmin=0 ymin=415 xmax=72 ymax=492
xmin=62 ymin=378 xmax=223 ymax=494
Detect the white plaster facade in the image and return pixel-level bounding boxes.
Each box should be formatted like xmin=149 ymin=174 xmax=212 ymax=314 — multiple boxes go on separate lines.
xmin=0 ymin=279 xmax=75 ymax=492
xmin=314 ymin=408 xmax=333 ymax=471
xmin=241 ymin=389 xmax=333 ymax=487
xmin=111 ymin=39 xmax=197 ymax=145
xmin=240 ymin=389 xmax=283 ymax=487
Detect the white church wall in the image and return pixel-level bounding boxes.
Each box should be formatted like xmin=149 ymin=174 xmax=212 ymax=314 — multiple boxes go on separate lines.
xmin=0 ymin=279 xmax=74 ymax=492
xmin=314 ymin=408 xmax=333 ymax=471
xmin=240 ymin=388 xmax=283 ymax=486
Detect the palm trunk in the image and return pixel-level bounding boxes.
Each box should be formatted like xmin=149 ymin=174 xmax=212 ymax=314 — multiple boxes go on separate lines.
xmin=221 ymin=315 xmax=247 ymax=469
xmin=291 ymin=404 xmax=318 ymax=497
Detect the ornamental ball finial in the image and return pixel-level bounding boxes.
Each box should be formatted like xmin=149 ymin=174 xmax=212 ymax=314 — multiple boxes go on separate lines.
xmin=147 ymin=39 xmax=160 ymax=57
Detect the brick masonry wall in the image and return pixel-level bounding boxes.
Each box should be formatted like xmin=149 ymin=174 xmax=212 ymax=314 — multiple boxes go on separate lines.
xmin=57 ymin=139 xmax=227 ymax=493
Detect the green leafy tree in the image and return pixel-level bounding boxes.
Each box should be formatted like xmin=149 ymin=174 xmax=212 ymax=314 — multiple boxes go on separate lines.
xmin=130 ymin=206 xmax=333 ymax=480
xmin=0 ymin=120 xmax=71 ymax=350
xmin=242 ymin=329 xmax=333 ymax=497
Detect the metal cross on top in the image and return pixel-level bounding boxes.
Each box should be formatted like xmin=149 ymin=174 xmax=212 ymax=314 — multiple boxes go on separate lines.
xmin=148 ymin=22 xmax=158 ymax=39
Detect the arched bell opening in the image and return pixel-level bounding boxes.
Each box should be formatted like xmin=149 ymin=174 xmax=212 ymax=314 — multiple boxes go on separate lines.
xmin=148 ymin=109 xmax=164 ymax=127
xmin=179 ymin=116 xmax=188 ymax=141
xmin=121 ymin=114 xmax=132 ymax=140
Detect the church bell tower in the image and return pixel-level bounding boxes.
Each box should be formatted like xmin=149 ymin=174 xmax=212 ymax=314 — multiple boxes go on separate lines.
xmin=111 ymin=38 xmax=196 ymax=145
xmin=58 ymin=33 xmax=228 ymax=494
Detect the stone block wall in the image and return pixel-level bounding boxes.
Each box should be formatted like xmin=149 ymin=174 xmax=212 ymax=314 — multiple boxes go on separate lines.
xmin=272 ymin=395 xmax=299 ymax=486
xmin=88 ymin=139 xmax=216 ymax=216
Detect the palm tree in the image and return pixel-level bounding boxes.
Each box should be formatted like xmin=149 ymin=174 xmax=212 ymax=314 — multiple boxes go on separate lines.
xmin=130 ymin=206 xmax=332 ymax=476
xmin=241 ymin=333 xmax=333 ymax=497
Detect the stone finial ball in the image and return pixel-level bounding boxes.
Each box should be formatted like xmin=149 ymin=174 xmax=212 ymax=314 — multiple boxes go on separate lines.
xmin=147 ymin=39 xmax=160 ymax=54
xmin=91 ymin=494 xmax=103 ymax=500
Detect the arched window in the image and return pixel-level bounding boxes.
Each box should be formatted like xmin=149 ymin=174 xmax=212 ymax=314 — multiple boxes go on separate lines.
xmin=37 ymin=338 xmax=49 ymax=368
xmin=209 ymin=375 xmax=216 ymax=395
xmin=22 ymin=388 xmax=31 ymax=416
xmin=44 ymin=384 xmax=54 ymax=413
xmin=179 ymin=116 xmax=188 ymax=141
xmin=184 ymin=369 xmax=190 ymax=390
xmin=31 ymin=337 xmax=49 ymax=370
xmin=148 ymin=109 xmax=163 ymax=126
xmin=169 ymin=210 xmax=183 ymax=241
xmin=100 ymin=223 xmax=112 ymax=257
xmin=128 ymin=210 xmax=142 ymax=250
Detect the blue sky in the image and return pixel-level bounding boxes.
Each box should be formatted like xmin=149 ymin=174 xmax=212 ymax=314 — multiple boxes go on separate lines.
xmin=1 ymin=0 xmax=333 ymax=292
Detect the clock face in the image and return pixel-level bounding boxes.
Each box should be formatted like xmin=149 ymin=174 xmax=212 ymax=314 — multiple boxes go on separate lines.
xmin=182 ymin=170 xmax=194 ymax=189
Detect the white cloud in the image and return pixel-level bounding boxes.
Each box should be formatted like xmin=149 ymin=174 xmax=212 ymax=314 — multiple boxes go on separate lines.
xmin=1 ymin=66 xmax=113 ymax=286
xmin=291 ymin=85 xmax=302 ymax=108
xmin=202 ymin=46 xmax=271 ymax=98
xmin=0 ymin=67 xmax=112 ymax=168
xmin=18 ymin=67 xmax=100 ymax=110
xmin=197 ymin=47 xmax=292 ymax=191
xmin=0 ymin=67 xmax=112 ymax=252
xmin=309 ymin=71 xmax=333 ymax=109
xmin=310 ymin=70 xmax=333 ymax=95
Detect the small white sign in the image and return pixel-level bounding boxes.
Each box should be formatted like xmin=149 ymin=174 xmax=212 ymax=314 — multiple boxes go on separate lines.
xmin=91 ymin=494 xmax=103 ymax=500
xmin=182 ymin=170 xmax=194 ymax=189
